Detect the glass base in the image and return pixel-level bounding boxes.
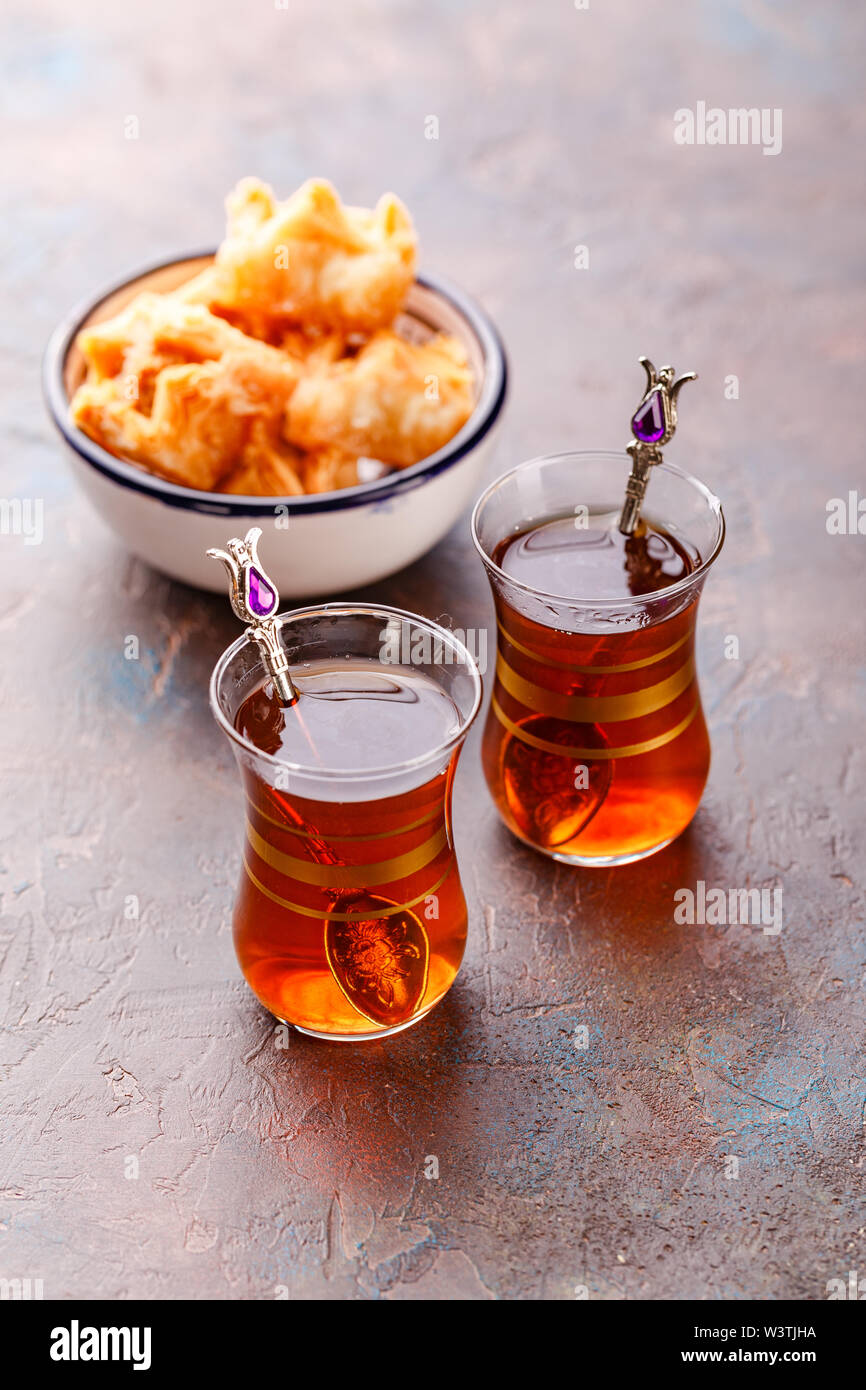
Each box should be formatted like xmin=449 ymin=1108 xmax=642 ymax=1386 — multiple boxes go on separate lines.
xmin=505 ymin=822 xmax=676 ymax=867
xmin=278 ymin=1003 xmax=435 ymax=1043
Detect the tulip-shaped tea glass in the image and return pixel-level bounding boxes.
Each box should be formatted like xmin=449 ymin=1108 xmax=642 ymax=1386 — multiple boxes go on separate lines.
xmin=472 ymin=452 xmax=724 ymax=865
xmin=210 ymin=605 xmax=482 ymax=1040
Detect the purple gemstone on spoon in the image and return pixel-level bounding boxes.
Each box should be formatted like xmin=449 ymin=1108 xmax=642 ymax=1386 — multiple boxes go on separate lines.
xmin=248 ymin=567 xmax=276 ymax=617
xmin=631 ymin=390 xmax=665 ymax=443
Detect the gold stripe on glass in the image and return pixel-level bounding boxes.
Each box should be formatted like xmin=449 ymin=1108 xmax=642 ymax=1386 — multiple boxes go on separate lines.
xmin=247 ymin=795 xmax=441 ymax=843
xmin=495 ymin=653 xmax=696 ymax=722
xmin=497 ymin=619 xmax=692 ymax=673
xmin=491 ymin=693 xmax=699 ymax=760
xmin=243 ymin=857 xmax=453 ymax=921
xmin=245 ymin=820 xmax=449 ymax=888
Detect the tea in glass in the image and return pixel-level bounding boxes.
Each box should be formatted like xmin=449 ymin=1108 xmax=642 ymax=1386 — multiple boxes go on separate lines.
xmin=472 ymin=452 xmax=724 ymax=865
xmin=210 ymin=606 xmax=481 ymax=1039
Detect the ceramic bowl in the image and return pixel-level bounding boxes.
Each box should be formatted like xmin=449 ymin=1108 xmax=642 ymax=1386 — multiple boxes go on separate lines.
xmin=43 ymin=252 xmax=507 ymax=595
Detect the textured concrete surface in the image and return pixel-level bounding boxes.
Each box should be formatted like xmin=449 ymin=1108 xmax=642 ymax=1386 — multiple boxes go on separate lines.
xmin=1 ymin=0 xmax=864 ymax=1300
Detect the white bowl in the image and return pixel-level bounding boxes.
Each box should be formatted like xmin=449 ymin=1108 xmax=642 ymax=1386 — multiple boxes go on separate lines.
xmin=43 ymin=252 xmax=507 ymax=596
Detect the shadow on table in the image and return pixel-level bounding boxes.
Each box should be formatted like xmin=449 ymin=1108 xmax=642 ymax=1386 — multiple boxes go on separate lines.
xmin=483 ymin=808 xmax=729 ymax=951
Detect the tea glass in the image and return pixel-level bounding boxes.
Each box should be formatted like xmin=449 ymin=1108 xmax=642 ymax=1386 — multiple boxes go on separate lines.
xmin=471 ymin=451 xmax=724 ymax=865
xmin=210 ymin=605 xmax=482 ymax=1040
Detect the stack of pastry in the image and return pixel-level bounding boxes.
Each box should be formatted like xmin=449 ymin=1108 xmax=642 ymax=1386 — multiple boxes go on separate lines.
xmin=70 ymin=179 xmax=475 ymax=496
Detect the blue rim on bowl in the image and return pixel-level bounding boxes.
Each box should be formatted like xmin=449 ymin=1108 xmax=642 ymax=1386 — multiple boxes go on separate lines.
xmin=42 ymin=251 xmax=508 ymax=516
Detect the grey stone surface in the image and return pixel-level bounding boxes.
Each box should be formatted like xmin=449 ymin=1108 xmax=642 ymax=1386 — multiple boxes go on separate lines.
xmin=1 ymin=0 xmax=863 ymax=1299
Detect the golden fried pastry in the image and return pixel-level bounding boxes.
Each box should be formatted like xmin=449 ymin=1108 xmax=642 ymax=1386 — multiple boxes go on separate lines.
xmin=71 ymin=297 xmax=298 ymax=490
xmin=300 ymin=446 xmax=360 ymax=494
xmin=176 ymin=271 xmax=354 ymax=360
xmin=175 ymin=269 xmax=287 ymax=346
xmin=172 ymin=267 xmax=222 ymax=306
xmin=277 ymin=327 xmax=347 ymax=368
xmin=219 ymin=422 xmax=306 ymax=496
xmin=69 ymin=177 xmax=474 ymax=497
xmin=210 ymin=178 xmax=417 ymax=334
xmin=284 ymin=330 xmax=475 ymax=467
xmin=72 ymin=366 xmax=239 ymax=491
xmin=76 ymin=293 xmax=249 ymax=380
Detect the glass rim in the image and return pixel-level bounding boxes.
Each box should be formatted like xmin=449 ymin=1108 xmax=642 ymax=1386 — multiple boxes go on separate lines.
xmin=209 ymin=601 xmax=483 ymax=782
xmin=470 ymin=449 xmax=725 ymax=609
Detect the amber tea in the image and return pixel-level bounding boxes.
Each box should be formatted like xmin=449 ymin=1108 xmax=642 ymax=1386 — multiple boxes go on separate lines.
xmin=472 ymin=452 xmax=724 ymax=865
xmin=482 ymin=515 xmax=709 ymax=861
xmin=209 ymin=603 xmax=481 ymax=1041
xmin=232 ymin=661 xmax=470 ymax=1036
